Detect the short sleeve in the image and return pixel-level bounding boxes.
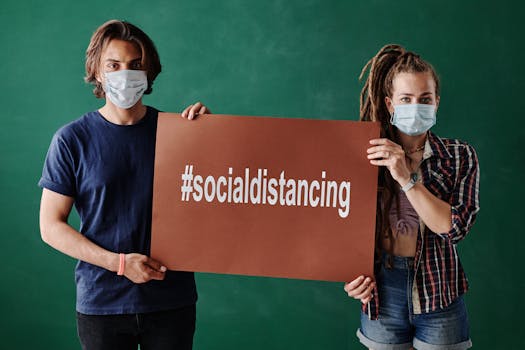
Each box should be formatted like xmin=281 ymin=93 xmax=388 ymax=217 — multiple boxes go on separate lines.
xmin=38 ymin=131 xmax=77 ymax=197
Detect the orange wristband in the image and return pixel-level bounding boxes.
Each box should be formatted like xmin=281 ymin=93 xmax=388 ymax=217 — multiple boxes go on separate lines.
xmin=117 ymin=253 xmax=126 ymax=275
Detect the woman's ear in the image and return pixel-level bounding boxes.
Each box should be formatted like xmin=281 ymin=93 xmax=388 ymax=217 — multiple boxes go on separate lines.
xmin=385 ymin=96 xmax=394 ymax=115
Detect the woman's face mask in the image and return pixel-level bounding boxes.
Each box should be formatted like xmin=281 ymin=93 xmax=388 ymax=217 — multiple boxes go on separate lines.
xmin=387 ymin=72 xmax=439 ymax=136
xmin=390 ymin=104 xmax=436 ymax=136
xmin=104 ymin=70 xmax=148 ymax=109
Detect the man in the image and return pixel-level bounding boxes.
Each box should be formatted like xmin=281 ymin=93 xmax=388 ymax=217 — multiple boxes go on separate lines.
xmin=39 ymin=20 xmax=209 ymax=349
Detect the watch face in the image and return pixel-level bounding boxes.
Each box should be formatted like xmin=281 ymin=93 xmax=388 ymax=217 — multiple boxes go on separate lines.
xmin=410 ymin=172 xmax=418 ymax=182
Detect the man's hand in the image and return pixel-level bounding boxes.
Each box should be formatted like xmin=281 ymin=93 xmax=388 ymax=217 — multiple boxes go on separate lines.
xmin=122 ymin=253 xmax=167 ymax=283
xmin=181 ymin=101 xmax=211 ymax=120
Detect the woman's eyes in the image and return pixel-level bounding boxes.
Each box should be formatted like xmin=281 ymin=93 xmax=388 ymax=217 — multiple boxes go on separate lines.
xmin=399 ymin=97 xmax=433 ymax=104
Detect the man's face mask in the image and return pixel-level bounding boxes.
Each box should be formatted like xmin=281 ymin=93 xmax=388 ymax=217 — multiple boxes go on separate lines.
xmin=390 ymin=104 xmax=436 ymax=136
xmin=104 ymin=70 xmax=148 ymax=109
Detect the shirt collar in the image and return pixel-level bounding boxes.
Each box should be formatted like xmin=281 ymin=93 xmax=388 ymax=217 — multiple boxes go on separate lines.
xmin=424 ymin=131 xmax=453 ymax=160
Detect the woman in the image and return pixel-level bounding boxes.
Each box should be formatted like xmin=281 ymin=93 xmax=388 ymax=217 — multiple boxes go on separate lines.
xmin=344 ymin=44 xmax=480 ymax=349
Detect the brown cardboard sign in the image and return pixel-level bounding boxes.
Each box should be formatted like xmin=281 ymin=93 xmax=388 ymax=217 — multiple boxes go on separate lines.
xmin=151 ymin=113 xmax=379 ymax=282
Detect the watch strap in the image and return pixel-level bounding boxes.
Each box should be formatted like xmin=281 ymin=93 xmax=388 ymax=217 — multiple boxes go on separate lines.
xmin=401 ymin=172 xmax=418 ymax=192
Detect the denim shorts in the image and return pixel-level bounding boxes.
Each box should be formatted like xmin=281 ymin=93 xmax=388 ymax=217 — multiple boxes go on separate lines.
xmin=356 ymin=255 xmax=472 ymax=350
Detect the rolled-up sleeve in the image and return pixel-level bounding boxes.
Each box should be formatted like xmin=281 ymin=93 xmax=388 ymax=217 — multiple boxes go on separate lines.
xmin=445 ymin=143 xmax=480 ymax=243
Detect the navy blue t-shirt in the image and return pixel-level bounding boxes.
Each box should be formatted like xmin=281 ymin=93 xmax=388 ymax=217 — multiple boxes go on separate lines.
xmin=39 ymin=106 xmax=197 ymax=315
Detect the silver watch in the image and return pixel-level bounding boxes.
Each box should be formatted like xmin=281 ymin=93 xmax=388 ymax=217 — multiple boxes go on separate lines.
xmin=401 ymin=172 xmax=418 ymax=192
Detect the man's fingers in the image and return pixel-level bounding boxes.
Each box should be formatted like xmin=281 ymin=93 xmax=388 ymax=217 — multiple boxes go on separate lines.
xmin=146 ymin=257 xmax=167 ymax=272
xmin=148 ymin=269 xmax=166 ymax=281
xmin=181 ymin=106 xmax=190 ymax=119
xmin=192 ymin=102 xmax=203 ymax=110
xmin=181 ymin=102 xmax=210 ymax=119
xmin=188 ymin=102 xmax=203 ymax=120
xmin=143 ymin=265 xmax=166 ymax=281
xmin=122 ymin=254 xmax=167 ymax=283
xmin=182 ymin=104 xmax=198 ymax=119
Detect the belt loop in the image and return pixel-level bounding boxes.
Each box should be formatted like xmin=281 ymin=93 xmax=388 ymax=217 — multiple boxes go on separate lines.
xmin=136 ymin=313 xmax=141 ymax=331
xmin=407 ymin=257 xmax=414 ymax=269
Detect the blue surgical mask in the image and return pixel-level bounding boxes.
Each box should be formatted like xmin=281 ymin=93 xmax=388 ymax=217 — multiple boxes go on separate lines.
xmin=390 ymin=104 xmax=436 ymax=136
xmin=104 ymin=70 xmax=148 ymax=109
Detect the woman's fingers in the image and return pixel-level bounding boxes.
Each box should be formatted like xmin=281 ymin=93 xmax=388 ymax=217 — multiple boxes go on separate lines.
xmin=361 ymin=294 xmax=373 ymax=304
xmin=344 ymin=276 xmax=374 ymax=299
xmin=344 ymin=276 xmax=365 ymax=292
xmin=369 ymin=138 xmax=400 ymax=146
xmin=354 ymin=282 xmax=375 ymax=301
xmin=367 ymin=142 xmax=403 ymax=156
xmin=367 ymin=150 xmax=396 ymax=159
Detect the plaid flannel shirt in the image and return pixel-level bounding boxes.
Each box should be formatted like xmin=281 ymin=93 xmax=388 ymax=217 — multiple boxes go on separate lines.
xmin=363 ymin=131 xmax=480 ymax=320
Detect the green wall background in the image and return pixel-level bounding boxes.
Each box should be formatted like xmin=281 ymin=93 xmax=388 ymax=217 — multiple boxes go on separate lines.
xmin=1 ymin=0 xmax=523 ymax=348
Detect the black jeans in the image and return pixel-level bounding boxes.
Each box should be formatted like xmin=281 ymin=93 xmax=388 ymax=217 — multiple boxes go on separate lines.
xmin=76 ymin=304 xmax=196 ymax=350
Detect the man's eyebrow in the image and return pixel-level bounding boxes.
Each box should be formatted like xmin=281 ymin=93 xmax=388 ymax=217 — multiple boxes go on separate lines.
xmin=103 ymin=57 xmax=142 ymax=62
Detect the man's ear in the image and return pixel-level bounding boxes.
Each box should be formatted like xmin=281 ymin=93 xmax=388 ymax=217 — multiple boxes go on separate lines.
xmin=95 ymin=66 xmax=105 ymax=84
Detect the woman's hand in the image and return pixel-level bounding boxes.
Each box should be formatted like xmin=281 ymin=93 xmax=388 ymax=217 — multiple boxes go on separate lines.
xmin=344 ymin=275 xmax=375 ymax=304
xmin=368 ymin=138 xmax=453 ymax=233
xmin=367 ymin=138 xmax=411 ymax=186
xmin=181 ymin=101 xmax=211 ymax=120
xmin=122 ymin=253 xmax=167 ymax=284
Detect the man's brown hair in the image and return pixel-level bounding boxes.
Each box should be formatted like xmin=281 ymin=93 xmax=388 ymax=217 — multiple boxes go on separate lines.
xmin=84 ymin=20 xmax=162 ymax=98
